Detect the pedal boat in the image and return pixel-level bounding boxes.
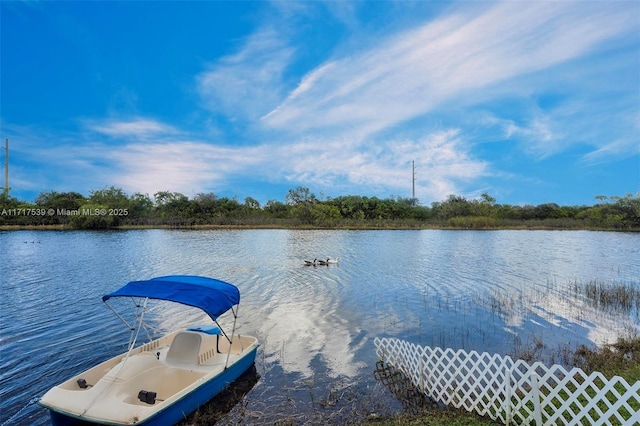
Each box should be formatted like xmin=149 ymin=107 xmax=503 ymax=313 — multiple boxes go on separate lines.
xmin=39 ymin=275 xmax=259 ymax=425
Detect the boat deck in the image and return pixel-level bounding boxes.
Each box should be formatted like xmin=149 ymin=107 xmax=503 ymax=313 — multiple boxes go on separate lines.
xmin=39 ymin=329 xmax=258 ymax=424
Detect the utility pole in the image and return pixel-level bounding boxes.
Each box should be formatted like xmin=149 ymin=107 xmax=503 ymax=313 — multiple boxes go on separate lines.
xmin=412 ymin=160 xmax=416 ymax=204
xmin=3 ymin=139 xmax=8 ymax=196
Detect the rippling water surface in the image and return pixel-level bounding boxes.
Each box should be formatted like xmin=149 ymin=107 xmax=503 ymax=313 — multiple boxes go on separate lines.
xmin=1 ymin=229 xmax=638 ymax=424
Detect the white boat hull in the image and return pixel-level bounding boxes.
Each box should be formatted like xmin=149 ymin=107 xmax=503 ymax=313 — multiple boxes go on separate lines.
xmin=39 ymin=329 xmax=259 ymax=425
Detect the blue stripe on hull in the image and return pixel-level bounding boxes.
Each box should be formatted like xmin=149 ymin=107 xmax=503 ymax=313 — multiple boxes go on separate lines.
xmin=47 ymin=347 xmax=258 ymax=426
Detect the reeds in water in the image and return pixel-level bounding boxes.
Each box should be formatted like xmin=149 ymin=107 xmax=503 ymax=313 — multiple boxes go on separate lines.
xmin=580 ymin=279 xmax=640 ymax=315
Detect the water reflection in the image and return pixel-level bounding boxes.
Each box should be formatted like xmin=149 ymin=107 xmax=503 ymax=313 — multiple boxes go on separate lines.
xmin=0 ymin=229 xmax=638 ymax=425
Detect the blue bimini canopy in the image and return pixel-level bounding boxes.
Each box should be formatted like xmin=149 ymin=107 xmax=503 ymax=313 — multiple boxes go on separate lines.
xmin=102 ymin=275 xmax=240 ymax=321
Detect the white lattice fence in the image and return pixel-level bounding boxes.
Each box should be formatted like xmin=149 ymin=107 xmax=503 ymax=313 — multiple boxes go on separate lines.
xmin=374 ymin=337 xmax=640 ymax=425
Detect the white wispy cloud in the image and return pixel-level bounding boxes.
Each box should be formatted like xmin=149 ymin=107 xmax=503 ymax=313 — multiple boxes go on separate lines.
xmin=255 ymin=0 xmax=637 ymax=200
xmin=487 ymin=113 xmax=563 ymax=160
xmin=89 ymin=118 xmax=178 ymax=138
xmin=106 ymin=141 xmax=266 ymax=195
xmin=30 ymin=115 xmax=480 ymax=202
xmin=185 ymin=0 xmax=635 ymax=202
xmin=196 ymin=26 xmax=294 ymax=121
xmin=263 ymin=1 xmax=636 ymax=139
xmin=6 ymin=119 xmax=268 ymax=198
xmin=264 ymin=128 xmax=486 ymax=201
xmin=581 ymin=138 xmax=640 ymax=166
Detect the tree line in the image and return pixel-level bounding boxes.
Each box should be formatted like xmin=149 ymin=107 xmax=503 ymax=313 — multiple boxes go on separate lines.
xmin=0 ymin=186 xmax=638 ymax=230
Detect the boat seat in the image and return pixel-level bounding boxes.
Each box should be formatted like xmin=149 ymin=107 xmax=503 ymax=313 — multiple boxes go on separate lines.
xmin=166 ymin=331 xmax=202 ymax=365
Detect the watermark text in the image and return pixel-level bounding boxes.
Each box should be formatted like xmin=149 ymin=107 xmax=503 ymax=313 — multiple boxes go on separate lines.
xmin=1 ymin=208 xmax=129 ymax=216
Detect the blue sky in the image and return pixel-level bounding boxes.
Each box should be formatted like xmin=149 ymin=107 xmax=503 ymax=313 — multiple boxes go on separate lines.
xmin=1 ymin=1 xmax=638 ymax=207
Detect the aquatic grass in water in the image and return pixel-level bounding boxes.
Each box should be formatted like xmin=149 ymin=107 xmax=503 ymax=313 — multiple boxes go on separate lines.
xmin=477 ymin=278 xmax=640 ymax=368
xmin=579 ymin=279 xmax=640 ymax=318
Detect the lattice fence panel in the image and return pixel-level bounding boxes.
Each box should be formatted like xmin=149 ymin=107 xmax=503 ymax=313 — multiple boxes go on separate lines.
xmin=374 ymin=337 xmax=640 ymax=425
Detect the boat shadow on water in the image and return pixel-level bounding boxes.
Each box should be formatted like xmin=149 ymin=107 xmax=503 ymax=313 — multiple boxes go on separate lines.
xmin=179 ymin=365 xmax=260 ymax=425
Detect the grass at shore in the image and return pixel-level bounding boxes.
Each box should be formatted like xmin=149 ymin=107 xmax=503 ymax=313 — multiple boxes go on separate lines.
xmin=573 ymin=334 xmax=640 ymax=383
xmin=361 ymin=411 xmax=498 ymax=425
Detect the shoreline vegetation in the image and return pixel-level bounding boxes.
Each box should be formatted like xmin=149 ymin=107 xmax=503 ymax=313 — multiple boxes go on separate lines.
xmin=1 ymin=186 xmax=639 ymax=231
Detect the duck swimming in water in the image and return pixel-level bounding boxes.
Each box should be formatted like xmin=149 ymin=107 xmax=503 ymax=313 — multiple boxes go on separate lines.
xmin=304 ymin=258 xmax=317 ymax=266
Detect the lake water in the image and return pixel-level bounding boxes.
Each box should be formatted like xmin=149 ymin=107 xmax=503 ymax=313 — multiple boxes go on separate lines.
xmin=1 ymin=229 xmax=639 ymax=424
